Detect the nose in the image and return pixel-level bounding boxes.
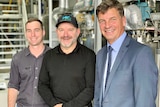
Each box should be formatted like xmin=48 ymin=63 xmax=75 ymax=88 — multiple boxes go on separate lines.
xmin=30 ymin=31 xmax=36 ymax=36
xmin=104 ymin=21 xmax=110 ymax=28
xmin=63 ymin=30 xmax=68 ymax=36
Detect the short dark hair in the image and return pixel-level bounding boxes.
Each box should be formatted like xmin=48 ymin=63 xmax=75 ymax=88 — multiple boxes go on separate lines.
xmin=25 ymin=18 xmax=44 ymax=30
xmin=96 ymin=0 xmax=124 ymax=17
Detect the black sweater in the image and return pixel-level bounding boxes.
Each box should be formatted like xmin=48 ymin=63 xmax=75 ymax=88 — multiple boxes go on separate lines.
xmin=38 ymin=42 xmax=96 ymax=107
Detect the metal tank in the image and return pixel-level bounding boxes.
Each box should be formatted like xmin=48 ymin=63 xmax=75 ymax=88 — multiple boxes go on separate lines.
xmin=73 ymin=0 xmax=95 ymax=50
xmin=52 ymin=0 xmax=77 ymax=26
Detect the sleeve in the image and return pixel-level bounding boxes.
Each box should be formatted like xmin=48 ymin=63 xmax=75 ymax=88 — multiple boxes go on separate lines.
xmin=8 ymin=55 xmax=20 ymax=90
xmin=134 ymin=46 xmax=158 ymax=107
xmin=93 ymin=52 xmax=102 ymax=107
xmin=63 ymin=51 xmax=96 ymax=107
xmin=38 ymin=52 xmax=60 ymax=107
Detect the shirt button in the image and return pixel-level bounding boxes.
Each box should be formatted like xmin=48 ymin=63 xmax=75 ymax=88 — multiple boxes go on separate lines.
xmin=35 ymin=67 xmax=38 ymax=70
xmin=34 ymin=86 xmax=37 ymax=89
xmin=35 ymin=77 xmax=38 ymax=79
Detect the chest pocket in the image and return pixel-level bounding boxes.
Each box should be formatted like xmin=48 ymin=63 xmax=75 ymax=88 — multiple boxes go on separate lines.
xmin=20 ymin=66 xmax=34 ymax=82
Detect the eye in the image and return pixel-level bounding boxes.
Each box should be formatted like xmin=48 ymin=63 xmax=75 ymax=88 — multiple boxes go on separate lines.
xmin=58 ymin=28 xmax=64 ymax=32
xmin=26 ymin=29 xmax=31 ymax=33
xmin=110 ymin=17 xmax=117 ymax=22
xmin=99 ymin=20 xmax=105 ymax=24
xmin=34 ymin=28 xmax=40 ymax=32
xmin=69 ymin=28 xmax=74 ymax=31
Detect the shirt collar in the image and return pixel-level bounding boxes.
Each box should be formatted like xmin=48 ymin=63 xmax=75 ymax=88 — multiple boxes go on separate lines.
xmin=25 ymin=45 xmax=50 ymax=56
xmin=107 ymin=31 xmax=127 ymax=52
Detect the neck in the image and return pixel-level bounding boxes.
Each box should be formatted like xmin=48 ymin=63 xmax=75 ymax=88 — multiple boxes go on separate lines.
xmin=29 ymin=44 xmax=45 ymax=58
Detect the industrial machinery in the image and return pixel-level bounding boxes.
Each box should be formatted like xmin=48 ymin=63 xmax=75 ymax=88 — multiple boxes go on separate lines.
xmin=51 ymin=0 xmax=160 ymax=53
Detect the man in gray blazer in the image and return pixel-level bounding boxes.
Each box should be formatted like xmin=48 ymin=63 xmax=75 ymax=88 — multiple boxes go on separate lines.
xmin=94 ymin=0 xmax=158 ymax=107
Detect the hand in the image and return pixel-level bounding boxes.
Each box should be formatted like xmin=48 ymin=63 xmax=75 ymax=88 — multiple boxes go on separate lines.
xmin=54 ymin=103 xmax=63 ymax=107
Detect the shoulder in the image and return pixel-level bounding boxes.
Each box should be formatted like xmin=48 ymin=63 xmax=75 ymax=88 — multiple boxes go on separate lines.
xmin=44 ymin=46 xmax=59 ymax=57
xmin=45 ymin=45 xmax=51 ymax=51
xmin=13 ymin=48 xmax=28 ymax=59
xmin=97 ymin=45 xmax=106 ymax=56
xmin=79 ymin=44 xmax=96 ymax=56
xmin=119 ymin=36 xmax=154 ymax=60
xmin=128 ymin=36 xmax=152 ymax=52
xmin=11 ymin=48 xmax=29 ymax=65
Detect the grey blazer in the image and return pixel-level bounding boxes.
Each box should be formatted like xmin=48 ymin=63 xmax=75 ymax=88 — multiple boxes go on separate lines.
xmin=94 ymin=34 xmax=158 ymax=107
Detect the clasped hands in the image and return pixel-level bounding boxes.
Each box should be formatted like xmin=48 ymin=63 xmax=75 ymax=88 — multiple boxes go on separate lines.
xmin=54 ymin=103 xmax=63 ymax=107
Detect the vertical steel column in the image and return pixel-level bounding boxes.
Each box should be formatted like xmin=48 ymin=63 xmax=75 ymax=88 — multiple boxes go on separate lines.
xmin=30 ymin=0 xmax=33 ymax=14
xmin=156 ymin=48 xmax=160 ymax=107
xmin=49 ymin=0 xmax=53 ymax=48
xmin=38 ymin=0 xmax=42 ymax=20
xmin=94 ymin=0 xmax=102 ymax=53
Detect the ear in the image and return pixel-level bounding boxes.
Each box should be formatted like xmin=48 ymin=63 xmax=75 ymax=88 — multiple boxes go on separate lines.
xmin=77 ymin=28 xmax=81 ymax=37
xmin=122 ymin=16 xmax=126 ymax=26
xmin=43 ymin=29 xmax=46 ymax=37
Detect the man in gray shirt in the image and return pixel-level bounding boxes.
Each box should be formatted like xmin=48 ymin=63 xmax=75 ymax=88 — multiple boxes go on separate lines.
xmin=8 ymin=18 xmax=50 ymax=107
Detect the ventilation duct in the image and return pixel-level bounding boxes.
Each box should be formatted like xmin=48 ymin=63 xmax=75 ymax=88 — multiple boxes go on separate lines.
xmin=124 ymin=4 xmax=144 ymax=30
xmin=52 ymin=0 xmax=77 ymax=26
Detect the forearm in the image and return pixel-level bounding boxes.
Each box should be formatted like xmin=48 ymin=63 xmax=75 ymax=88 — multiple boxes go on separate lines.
xmin=38 ymin=57 xmax=60 ymax=106
xmin=38 ymin=79 xmax=60 ymax=107
xmin=8 ymin=88 xmax=19 ymax=107
xmin=63 ymin=87 xmax=94 ymax=107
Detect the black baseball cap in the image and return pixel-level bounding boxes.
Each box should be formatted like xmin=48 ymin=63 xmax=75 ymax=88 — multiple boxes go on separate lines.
xmin=56 ymin=14 xmax=78 ymax=28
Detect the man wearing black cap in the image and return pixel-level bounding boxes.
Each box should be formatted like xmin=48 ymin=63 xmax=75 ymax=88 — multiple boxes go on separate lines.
xmin=38 ymin=13 xmax=96 ymax=107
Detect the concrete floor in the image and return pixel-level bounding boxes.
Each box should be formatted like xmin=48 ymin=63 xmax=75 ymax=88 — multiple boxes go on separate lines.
xmin=0 ymin=72 xmax=9 ymax=107
xmin=0 ymin=88 xmax=7 ymax=107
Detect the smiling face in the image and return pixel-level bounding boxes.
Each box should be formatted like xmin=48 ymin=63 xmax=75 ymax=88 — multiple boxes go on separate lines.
xmin=56 ymin=22 xmax=80 ymax=51
xmin=98 ymin=8 xmax=126 ymax=44
xmin=25 ymin=21 xmax=45 ymax=47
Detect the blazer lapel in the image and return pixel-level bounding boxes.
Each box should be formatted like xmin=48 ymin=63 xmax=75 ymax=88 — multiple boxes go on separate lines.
xmin=104 ymin=35 xmax=131 ymax=95
xmin=98 ymin=46 xmax=107 ymax=104
xmin=100 ymin=46 xmax=108 ymax=78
